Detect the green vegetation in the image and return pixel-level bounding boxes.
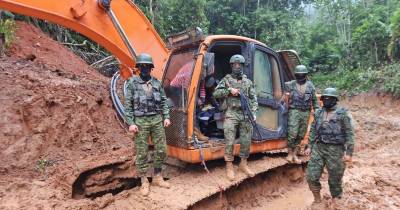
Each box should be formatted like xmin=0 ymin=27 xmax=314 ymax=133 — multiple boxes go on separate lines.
xmin=311 ymin=63 xmax=400 ymax=97
xmin=35 ymin=158 xmax=55 ymax=180
xmin=136 ymin=0 xmax=400 ymax=96
xmin=2 ymin=0 xmax=400 ymax=95
xmin=0 ymin=19 xmax=16 ymax=48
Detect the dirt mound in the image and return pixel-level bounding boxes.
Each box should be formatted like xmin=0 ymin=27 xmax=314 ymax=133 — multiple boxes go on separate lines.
xmin=0 ymin=22 xmax=132 ymax=209
xmin=6 ymin=22 xmax=103 ymax=80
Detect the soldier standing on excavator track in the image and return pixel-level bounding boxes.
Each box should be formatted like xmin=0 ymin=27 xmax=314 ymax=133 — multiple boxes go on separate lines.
xmin=213 ymin=54 xmax=258 ymax=181
xmin=124 ymin=53 xmax=171 ymax=196
xmin=305 ymin=87 xmax=354 ymax=205
xmin=284 ymin=65 xmax=319 ymax=163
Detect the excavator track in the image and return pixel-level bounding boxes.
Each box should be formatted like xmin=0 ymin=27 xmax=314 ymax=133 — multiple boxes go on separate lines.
xmin=70 ymin=149 xmax=137 ymax=199
xmin=102 ymin=154 xmax=307 ymax=209
xmin=69 ymin=150 xmax=306 ymax=209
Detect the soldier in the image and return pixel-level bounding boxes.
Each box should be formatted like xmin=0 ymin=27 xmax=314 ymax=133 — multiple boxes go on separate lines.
xmin=305 ymin=87 xmax=354 ymax=204
xmin=124 ymin=53 xmax=171 ymax=196
xmin=284 ymin=65 xmax=319 ymax=163
xmin=213 ymin=54 xmax=258 ymax=181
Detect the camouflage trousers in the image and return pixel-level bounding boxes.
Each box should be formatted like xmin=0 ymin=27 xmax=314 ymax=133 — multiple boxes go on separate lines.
xmin=287 ymin=109 xmax=310 ymax=149
xmin=306 ymin=143 xmax=346 ymax=198
xmin=223 ymin=109 xmax=253 ymax=162
xmin=133 ymin=114 xmax=167 ymax=176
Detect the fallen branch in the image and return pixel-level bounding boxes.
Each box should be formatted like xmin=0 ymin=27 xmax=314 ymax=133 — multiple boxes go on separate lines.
xmin=90 ymin=55 xmax=115 ymax=67
xmin=60 ymin=40 xmax=88 ymax=46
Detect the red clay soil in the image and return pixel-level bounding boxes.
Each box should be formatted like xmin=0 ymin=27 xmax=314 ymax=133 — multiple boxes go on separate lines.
xmin=0 ymin=22 xmax=133 ymax=209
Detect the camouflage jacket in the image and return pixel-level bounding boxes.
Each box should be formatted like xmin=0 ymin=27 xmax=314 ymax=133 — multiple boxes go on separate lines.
xmin=124 ymin=76 xmax=170 ymax=126
xmin=308 ymin=106 xmax=355 ymax=156
xmin=213 ymin=74 xmax=258 ymax=115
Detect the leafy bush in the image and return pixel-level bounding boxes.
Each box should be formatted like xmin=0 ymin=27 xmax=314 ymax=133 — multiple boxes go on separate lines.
xmin=0 ymin=19 xmax=16 ymax=48
xmin=380 ymin=63 xmax=400 ymax=96
xmin=310 ymin=63 xmax=400 ymax=97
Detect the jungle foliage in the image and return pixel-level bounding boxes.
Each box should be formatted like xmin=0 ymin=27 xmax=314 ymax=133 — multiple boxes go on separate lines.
xmin=1 ymin=0 xmax=400 ymax=95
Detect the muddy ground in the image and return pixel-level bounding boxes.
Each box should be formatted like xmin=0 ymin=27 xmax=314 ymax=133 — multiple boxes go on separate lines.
xmin=0 ymin=22 xmax=399 ymax=210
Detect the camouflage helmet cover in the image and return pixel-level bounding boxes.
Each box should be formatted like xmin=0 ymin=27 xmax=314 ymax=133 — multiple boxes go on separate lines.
xmin=229 ymin=54 xmax=245 ymax=64
xmin=294 ymin=65 xmax=308 ymax=74
xmin=322 ymin=87 xmax=339 ymax=99
xmin=135 ymin=53 xmax=154 ymax=67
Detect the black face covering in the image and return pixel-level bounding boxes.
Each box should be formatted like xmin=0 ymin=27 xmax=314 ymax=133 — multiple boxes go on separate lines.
xmin=231 ymin=63 xmax=243 ymax=79
xmin=322 ymin=97 xmax=337 ymax=109
xmin=295 ymin=73 xmax=307 ymax=84
xmin=139 ymin=65 xmax=152 ymax=81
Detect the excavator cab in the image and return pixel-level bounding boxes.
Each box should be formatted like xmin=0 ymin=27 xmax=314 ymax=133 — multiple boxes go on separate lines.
xmin=162 ymin=31 xmax=302 ymax=163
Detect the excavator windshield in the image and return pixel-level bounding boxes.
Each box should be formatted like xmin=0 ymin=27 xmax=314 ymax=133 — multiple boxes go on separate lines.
xmin=163 ymin=47 xmax=198 ymax=109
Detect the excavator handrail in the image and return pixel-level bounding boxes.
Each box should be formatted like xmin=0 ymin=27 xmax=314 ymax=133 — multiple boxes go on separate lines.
xmin=0 ymin=0 xmax=169 ymax=79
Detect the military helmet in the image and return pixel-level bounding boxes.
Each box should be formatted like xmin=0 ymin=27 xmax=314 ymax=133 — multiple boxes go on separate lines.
xmin=294 ymin=65 xmax=308 ymax=74
xmin=321 ymin=87 xmax=339 ymax=99
xmin=229 ymin=54 xmax=245 ymax=64
xmin=135 ymin=53 xmax=154 ymax=67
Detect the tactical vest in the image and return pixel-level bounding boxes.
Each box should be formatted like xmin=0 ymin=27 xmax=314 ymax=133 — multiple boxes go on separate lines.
xmin=315 ymin=108 xmax=347 ymax=145
xmin=288 ymin=80 xmax=315 ymax=111
xmin=130 ymin=77 xmax=162 ymax=117
xmin=225 ymin=74 xmax=251 ymax=109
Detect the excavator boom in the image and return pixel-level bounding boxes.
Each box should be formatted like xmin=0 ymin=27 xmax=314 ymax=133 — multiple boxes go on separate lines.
xmin=0 ymin=0 xmax=169 ymax=79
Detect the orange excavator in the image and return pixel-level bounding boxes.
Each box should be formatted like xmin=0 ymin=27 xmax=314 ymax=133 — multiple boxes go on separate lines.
xmin=0 ymin=0 xmax=310 ymax=200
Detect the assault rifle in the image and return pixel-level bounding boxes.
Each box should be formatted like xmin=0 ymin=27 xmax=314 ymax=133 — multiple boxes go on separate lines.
xmin=239 ymin=90 xmax=262 ymax=139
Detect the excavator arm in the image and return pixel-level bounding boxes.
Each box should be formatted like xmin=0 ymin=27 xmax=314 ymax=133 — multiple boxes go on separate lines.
xmin=0 ymin=0 xmax=169 ymax=79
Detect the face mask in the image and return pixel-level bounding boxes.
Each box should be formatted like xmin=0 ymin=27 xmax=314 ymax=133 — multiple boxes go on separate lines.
xmin=231 ymin=63 xmax=243 ymax=78
xmin=295 ymin=73 xmax=307 ymax=84
xmin=322 ymin=97 xmax=337 ymax=109
xmin=139 ymin=66 xmax=152 ymax=81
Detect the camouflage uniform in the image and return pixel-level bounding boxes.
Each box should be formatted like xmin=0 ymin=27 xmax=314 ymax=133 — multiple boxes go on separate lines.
xmin=306 ymin=106 xmax=354 ymax=198
xmin=285 ymin=80 xmax=319 ymax=149
xmin=213 ymin=74 xmax=258 ymax=161
xmin=124 ymin=75 xmax=170 ymax=176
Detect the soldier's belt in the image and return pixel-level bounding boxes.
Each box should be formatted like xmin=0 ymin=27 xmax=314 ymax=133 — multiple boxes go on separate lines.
xmin=317 ymin=140 xmax=344 ymax=146
xmin=289 ymin=106 xmax=311 ymax=111
xmin=134 ymin=113 xmax=159 ymax=117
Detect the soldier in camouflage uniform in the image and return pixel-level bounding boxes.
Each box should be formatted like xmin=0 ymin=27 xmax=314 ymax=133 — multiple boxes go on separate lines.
xmin=124 ymin=53 xmax=171 ymax=196
xmin=305 ymin=87 xmax=354 ymax=204
xmin=213 ymin=54 xmax=258 ymax=181
xmin=284 ymin=65 xmax=319 ymax=163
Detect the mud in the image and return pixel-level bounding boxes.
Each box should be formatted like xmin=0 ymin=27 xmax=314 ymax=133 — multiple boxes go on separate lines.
xmin=190 ymin=164 xmax=311 ymax=210
xmin=0 ymin=22 xmax=399 ymax=210
xmin=0 ymin=22 xmax=134 ymax=209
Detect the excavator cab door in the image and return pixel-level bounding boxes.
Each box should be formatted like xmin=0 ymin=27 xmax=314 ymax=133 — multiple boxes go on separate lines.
xmin=249 ymin=44 xmax=289 ymax=141
xmin=277 ymin=50 xmax=301 ymax=82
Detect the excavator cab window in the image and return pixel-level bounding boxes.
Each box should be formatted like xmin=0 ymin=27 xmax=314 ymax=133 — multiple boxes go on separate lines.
xmin=163 ymin=47 xmax=198 ymax=109
xmin=162 ymin=47 xmax=199 ymax=148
